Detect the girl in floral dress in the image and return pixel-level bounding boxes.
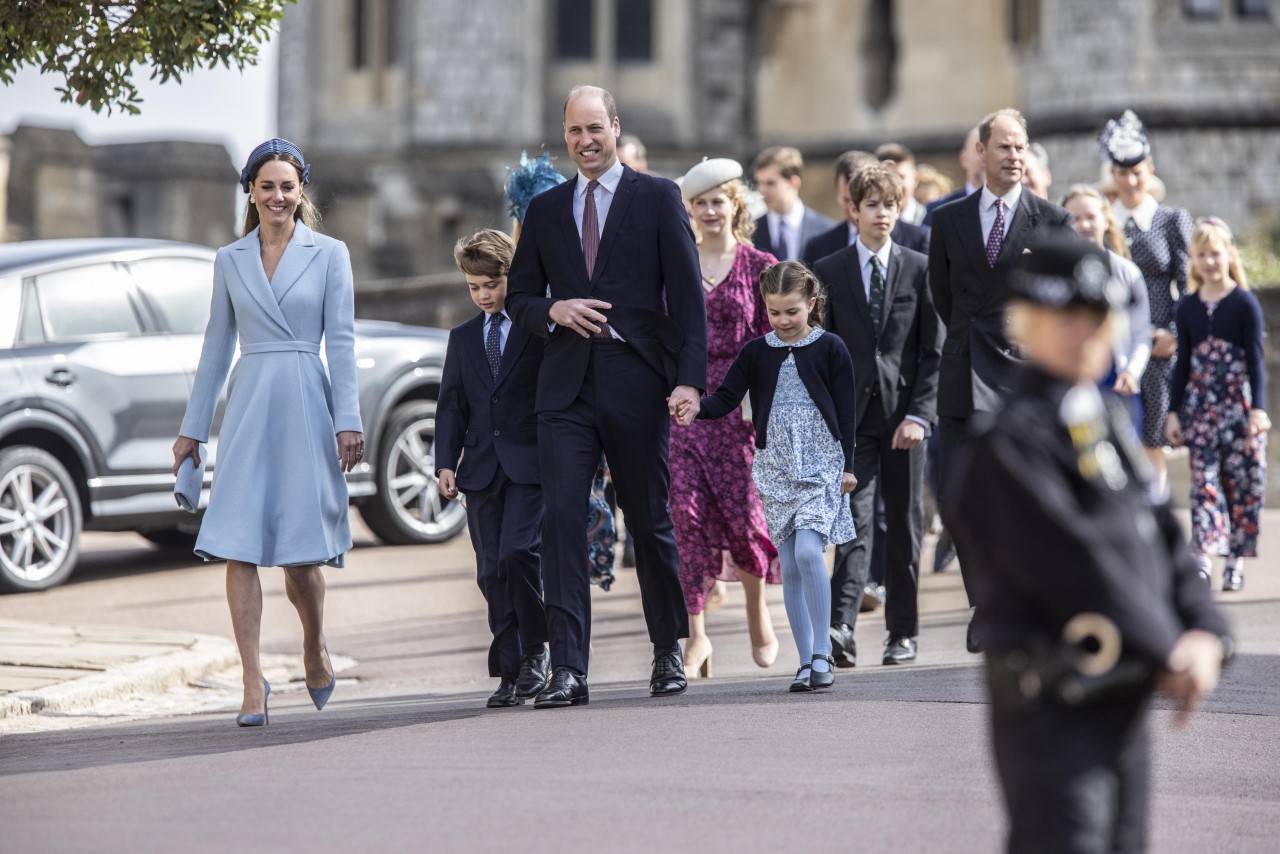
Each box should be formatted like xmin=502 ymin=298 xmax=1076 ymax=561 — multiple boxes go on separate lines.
xmin=1165 ymin=218 xmax=1270 ymax=591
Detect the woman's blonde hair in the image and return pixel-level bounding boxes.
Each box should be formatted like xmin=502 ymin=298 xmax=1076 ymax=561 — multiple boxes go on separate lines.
xmin=759 ymin=260 xmax=825 ymax=327
xmin=1188 ymin=217 xmax=1249 ymax=293
xmin=1060 ymin=184 xmax=1129 ymax=259
xmin=241 ymin=152 xmax=321 ymax=237
xmin=690 ymin=178 xmax=756 ymax=244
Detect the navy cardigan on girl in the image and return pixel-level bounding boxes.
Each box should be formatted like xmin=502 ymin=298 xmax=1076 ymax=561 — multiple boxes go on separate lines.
xmin=697 ymin=329 xmax=858 ymax=472
xmin=1169 ymin=287 xmax=1267 ymax=413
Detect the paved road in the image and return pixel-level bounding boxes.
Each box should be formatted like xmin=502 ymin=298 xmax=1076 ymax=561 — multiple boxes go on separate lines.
xmin=0 ymin=520 xmax=1277 ymax=852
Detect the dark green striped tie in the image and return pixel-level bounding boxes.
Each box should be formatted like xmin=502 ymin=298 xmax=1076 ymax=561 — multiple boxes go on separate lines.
xmin=869 ymin=256 xmax=886 ymax=337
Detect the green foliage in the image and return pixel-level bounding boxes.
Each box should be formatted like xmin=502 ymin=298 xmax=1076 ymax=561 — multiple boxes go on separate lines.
xmin=1240 ymin=215 xmax=1280 ymax=289
xmin=0 ymin=0 xmax=294 ymax=115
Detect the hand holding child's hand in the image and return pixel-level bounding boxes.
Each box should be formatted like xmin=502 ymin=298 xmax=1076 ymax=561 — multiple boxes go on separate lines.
xmin=1165 ymin=413 xmax=1184 ymax=447
xmin=840 ymin=472 xmax=857 ymax=495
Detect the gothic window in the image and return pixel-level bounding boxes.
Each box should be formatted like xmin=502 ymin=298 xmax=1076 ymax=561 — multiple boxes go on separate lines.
xmin=352 ymin=0 xmax=369 ymax=69
xmin=1237 ymin=0 xmax=1272 ymax=17
xmin=1183 ymin=0 xmax=1222 ymax=18
xmin=862 ymin=0 xmax=898 ymax=111
xmin=616 ymin=0 xmax=654 ymax=62
xmin=1009 ymin=0 xmax=1041 ymax=48
xmin=556 ymin=0 xmax=594 ymax=60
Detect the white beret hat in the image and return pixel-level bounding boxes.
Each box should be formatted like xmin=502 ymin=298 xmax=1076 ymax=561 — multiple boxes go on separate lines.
xmin=680 ymin=157 xmax=744 ymax=201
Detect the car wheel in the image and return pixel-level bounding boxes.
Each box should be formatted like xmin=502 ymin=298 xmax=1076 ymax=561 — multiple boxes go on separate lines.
xmin=139 ymin=528 xmax=200 ymax=551
xmin=0 ymin=446 xmax=83 ymax=593
xmin=359 ymin=400 xmax=468 ymax=545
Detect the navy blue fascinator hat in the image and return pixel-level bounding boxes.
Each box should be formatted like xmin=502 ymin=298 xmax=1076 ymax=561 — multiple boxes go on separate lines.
xmin=240 ymin=138 xmax=311 ymax=193
xmin=1098 ymin=110 xmax=1150 ymax=169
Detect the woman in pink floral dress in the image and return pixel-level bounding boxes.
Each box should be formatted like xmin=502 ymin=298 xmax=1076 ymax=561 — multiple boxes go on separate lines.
xmin=673 ymin=159 xmax=780 ymax=676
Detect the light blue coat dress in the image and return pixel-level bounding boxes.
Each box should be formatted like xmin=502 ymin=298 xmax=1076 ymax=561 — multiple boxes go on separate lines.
xmin=180 ymin=223 xmax=363 ymax=567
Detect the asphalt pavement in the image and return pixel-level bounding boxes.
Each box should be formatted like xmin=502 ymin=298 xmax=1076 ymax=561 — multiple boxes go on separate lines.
xmin=0 ymin=513 xmax=1277 ymax=852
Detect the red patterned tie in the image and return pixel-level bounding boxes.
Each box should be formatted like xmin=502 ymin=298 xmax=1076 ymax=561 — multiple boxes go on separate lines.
xmin=583 ymin=179 xmax=601 ymax=278
xmin=986 ymin=199 xmax=1005 ymax=268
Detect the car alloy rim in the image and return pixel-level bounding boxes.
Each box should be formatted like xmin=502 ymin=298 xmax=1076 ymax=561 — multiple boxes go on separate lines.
xmin=0 ymin=464 xmax=73 ymax=583
xmin=385 ymin=415 xmax=466 ymax=537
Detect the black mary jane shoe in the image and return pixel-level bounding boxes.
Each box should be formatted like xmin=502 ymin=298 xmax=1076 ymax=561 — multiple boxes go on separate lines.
xmin=789 ymin=665 xmax=813 ymax=693
xmin=809 ymin=654 xmax=836 ymax=690
xmin=486 ymin=677 xmax=522 ymax=708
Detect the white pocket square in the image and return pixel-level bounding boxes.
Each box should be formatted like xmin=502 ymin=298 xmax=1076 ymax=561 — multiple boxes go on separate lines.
xmin=174 ymin=451 xmax=206 ymax=513
xmin=1022 ymin=248 xmax=1032 ymax=254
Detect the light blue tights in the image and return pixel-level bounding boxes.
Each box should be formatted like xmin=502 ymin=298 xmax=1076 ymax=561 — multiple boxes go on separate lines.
xmin=777 ymin=529 xmax=832 ymax=673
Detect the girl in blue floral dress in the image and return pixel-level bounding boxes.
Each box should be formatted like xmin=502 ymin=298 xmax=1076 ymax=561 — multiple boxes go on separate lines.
xmin=677 ymin=261 xmax=858 ymax=692
xmin=1165 ymin=218 xmax=1270 ymax=591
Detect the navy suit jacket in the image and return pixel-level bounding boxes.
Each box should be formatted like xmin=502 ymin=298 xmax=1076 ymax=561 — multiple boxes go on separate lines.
xmin=435 ymin=312 xmax=544 ymax=491
xmin=753 ymin=207 xmax=836 ymax=260
xmin=505 ymin=165 xmax=707 ymax=412
xmin=922 ymin=187 xmax=969 ymax=227
xmin=814 ymin=243 xmax=942 ymax=432
xmin=928 ymin=189 xmax=1075 ymax=417
xmin=801 ymin=220 xmax=930 ymax=267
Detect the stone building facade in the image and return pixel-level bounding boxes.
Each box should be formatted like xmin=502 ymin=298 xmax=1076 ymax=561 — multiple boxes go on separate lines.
xmin=277 ymin=0 xmax=1280 ymax=281
xmin=0 ymin=125 xmax=237 ymax=247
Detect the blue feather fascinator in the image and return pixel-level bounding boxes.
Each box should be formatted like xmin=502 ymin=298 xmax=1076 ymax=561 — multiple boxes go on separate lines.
xmin=505 ymin=150 xmax=567 ymax=223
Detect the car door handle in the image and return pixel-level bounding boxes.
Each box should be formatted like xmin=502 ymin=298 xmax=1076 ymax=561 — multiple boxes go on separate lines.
xmin=45 ymin=368 xmax=77 ymax=388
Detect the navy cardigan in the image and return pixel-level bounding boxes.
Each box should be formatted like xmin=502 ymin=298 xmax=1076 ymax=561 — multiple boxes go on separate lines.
xmin=698 ymin=330 xmax=858 ymax=472
xmin=1169 ymin=287 xmax=1267 ymax=413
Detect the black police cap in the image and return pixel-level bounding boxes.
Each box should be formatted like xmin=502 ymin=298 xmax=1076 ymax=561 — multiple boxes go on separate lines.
xmin=1009 ymin=239 xmax=1127 ymax=313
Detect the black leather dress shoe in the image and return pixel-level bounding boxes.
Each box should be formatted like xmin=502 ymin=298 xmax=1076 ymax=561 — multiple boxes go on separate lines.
xmin=533 ymin=667 xmax=589 ymax=708
xmin=965 ymin=614 xmax=983 ymax=654
xmin=514 ymin=646 xmax=550 ymax=699
xmin=882 ymin=635 xmax=917 ymax=664
xmin=829 ymin=623 xmax=857 ymax=668
xmin=486 ymin=677 xmax=522 ymax=708
xmin=650 ymin=649 xmax=687 ymax=696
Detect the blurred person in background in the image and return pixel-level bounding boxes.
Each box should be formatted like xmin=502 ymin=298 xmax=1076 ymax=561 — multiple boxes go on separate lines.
xmin=750 ymin=146 xmax=835 ymax=262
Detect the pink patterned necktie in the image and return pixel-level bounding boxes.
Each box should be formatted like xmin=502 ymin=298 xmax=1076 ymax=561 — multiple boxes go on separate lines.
xmin=583 ymin=179 xmax=601 ymax=277
xmin=986 ymin=198 xmax=1005 ymax=268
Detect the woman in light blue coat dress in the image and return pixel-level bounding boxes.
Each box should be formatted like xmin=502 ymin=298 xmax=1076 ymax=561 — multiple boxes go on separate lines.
xmin=172 ymin=139 xmax=363 ymax=726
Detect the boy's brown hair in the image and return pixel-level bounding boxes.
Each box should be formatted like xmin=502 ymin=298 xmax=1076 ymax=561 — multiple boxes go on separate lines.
xmin=453 ymin=228 xmax=516 ymax=278
xmin=751 ymin=146 xmax=805 ymax=181
xmin=849 ymin=164 xmax=904 ymax=209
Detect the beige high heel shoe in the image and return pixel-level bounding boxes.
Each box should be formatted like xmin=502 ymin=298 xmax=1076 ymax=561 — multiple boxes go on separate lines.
xmin=752 ymin=637 xmax=778 ymax=668
xmin=684 ymin=638 xmax=714 ymax=678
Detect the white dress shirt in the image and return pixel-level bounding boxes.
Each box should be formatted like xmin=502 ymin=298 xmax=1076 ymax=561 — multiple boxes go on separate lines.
xmin=854 ymin=237 xmax=927 ymax=430
xmin=573 ymin=158 xmax=625 ymax=241
xmin=845 ymin=221 xmax=859 ymax=247
xmin=979 ymin=183 xmax=1023 ymax=246
xmin=483 ymin=308 xmax=513 ymax=354
xmin=767 ymin=201 xmax=808 ymax=261
xmin=1112 ymin=194 xmax=1158 ymax=233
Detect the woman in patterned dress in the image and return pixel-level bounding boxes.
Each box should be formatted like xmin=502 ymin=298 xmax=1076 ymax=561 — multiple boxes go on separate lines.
xmin=1165 ymin=218 xmax=1270 ymax=592
xmin=1100 ymin=110 xmax=1193 ymax=490
xmin=671 ymin=159 xmax=781 ymax=677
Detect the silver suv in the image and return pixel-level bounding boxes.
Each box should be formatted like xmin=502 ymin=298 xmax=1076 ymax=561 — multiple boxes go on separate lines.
xmin=0 ymin=239 xmax=466 ymax=592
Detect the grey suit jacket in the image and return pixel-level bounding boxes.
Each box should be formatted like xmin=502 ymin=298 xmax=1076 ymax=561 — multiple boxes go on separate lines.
xmin=753 ymin=206 xmax=836 ymax=261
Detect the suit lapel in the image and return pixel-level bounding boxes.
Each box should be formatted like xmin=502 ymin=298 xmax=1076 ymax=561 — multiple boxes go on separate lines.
xmin=997 ymin=195 xmax=1037 ymax=266
xmin=956 ymin=193 xmax=990 ymax=276
xmin=228 ymin=230 xmax=293 ymax=335
xmin=879 ymin=244 xmax=906 ymax=336
xmin=495 ymin=322 xmax=528 ymax=389
xmin=590 ymin=166 xmax=637 ymax=289
xmin=467 ymin=314 xmax=494 ymax=388
xmin=838 ymin=247 xmax=875 ymax=338
xmin=271 ymin=222 xmax=321 ymax=305
xmin=556 ymin=179 xmax=591 ymax=292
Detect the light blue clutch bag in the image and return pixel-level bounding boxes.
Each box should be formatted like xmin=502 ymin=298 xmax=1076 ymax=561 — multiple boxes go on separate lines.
xmin=174 ymin=451 xmax=205 ymax=512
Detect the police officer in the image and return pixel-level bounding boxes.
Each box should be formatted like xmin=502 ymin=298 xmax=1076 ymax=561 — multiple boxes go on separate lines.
xmin=948 ymin=239 xmax=1230 ymax=853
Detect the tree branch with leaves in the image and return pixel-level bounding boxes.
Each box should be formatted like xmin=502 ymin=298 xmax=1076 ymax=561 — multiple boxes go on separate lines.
xmin=0 ymin=0 xmax=295 ymax=115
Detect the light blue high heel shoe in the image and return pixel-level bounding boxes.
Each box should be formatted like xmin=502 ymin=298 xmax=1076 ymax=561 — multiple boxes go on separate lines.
xmin=236 ymin=679 xmax=270 ymax=727
xmin=307 ymin=643 xmax=336 ymax=711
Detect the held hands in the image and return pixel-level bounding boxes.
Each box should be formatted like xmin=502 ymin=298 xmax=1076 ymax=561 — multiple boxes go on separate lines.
xmin=668 ymin=386 xmax=701 ymax=426
xmin=1151 ymin=329 xmax=1177 ymax=360
xmin=1157 ymin=629 xmax=1224 ymax=727
xmin=1113 ymin=371 xmax=1140 ymax=396
xmin=438 ymin=469 xmax=458 ymax=499
xmin=1249 ymin=409 xmax=1271 ymax=437
xmin=549 ymin=298 xmax=613 ymax=338
xmin=171 ymin=436 xmax=200 ymax=476
xmin=891 ymin=420 xmax=926 ymax=450
xmin=840 ymin=472 xmax=858 ymax=495
xmin=1164 ymin=413 xmax=1184 ymax=448
xmin=337 ymin=431 xmax=365 ymax=473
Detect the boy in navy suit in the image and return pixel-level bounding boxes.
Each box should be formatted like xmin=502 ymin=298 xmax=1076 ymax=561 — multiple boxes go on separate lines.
xmin=436 ymin=229 xmax=549 ymax=708
xmin=814 ymin=165 xmax=942 ymax=667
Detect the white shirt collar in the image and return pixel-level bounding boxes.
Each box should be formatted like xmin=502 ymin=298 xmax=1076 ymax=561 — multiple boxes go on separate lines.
xmin=856 ymin=238 xmax=892 ymax=273
xmin=980 ymin=182 xmax=1023 ymax=214
xmin=576 ymin=158 xmax=625 ymax=197
xmin=1113 ymin=194 xmax=1158 ymax=232
xmin=485 ymin=308 xmax=511 ymax=323
xmin=767 ymin=200 xmax=807 ymax=233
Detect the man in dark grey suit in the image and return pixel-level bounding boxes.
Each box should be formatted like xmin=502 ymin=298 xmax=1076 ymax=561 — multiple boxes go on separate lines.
xmin=750 ymin=146 xmax=835 ymax=261
xmin=928 ymin=108 xmax=1076 ymax=653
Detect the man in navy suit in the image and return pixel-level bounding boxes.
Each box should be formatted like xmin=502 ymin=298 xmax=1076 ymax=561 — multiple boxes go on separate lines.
xmin=436 ymin=229 xmax=549 ymax=708
xmin=922 ymin=125 xmax=984 ymax=226
xmin=505 ymin=85 xmax=707 ymax=708
xmin=928 ymin=108 xmax=1075 ymax=652
xmin=814 ymin=165 xmax=942 ymax=667
xmin=750 ymin=146 xmax=836 ymax=261
xmin=801 ymin=150 xmax=931 ymax=266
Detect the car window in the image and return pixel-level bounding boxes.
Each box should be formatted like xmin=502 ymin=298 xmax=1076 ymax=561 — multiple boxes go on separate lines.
xmin=17 ymin=280 xmax=44 ymax=344
xmin=130 ymin=257 xmax=214 ymax=334
xmin=35 ymin=263 xmax=144 ymax=341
